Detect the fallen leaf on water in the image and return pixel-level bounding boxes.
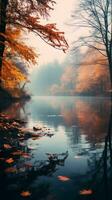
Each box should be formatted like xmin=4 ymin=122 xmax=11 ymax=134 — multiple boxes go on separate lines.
xmin=5 ymin=158 xmax=14 ymax=164
xmin=58 ymin=176 xmax=70 ymax=182
xmin=20 ymin=191 xmax=31 ymax=197
xmin=22 ymin=153 xmax=31 ymax=158
xmin=5 ymin=167 xmax=17 ymax=173
xmin=3 ymin=144 xmax=12 ymax=149
xmin=12 ymin=150 xmax=23 ymax=156
xmin=79 ymin=189 xmax=93 ymax=195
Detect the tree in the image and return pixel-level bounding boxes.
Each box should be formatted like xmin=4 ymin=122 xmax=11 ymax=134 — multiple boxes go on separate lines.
xmin=0 ymin=0 xmax=68 ymax=83
xmin=75 ymin=49 xmax=110 ymax=95
xmin=73 ymin=0 xmax=112 ymax=93
xmin=1 ymin=26 xmax=37 ymax=94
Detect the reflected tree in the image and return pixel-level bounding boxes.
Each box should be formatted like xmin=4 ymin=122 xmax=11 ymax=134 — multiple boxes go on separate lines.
xmin=83 ymin=104 xmax=112 ymax=200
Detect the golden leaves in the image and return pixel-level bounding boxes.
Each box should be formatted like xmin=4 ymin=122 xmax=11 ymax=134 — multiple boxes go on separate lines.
xmin=1 ymin=27 xmax=37 ymax=91
xmin=4 ymin=27 xmax=37 ymax=64
xmin=2 ymin=59 xmax=27 ymax=89
xmin=1 ymin=0 xmax=68 ymax=94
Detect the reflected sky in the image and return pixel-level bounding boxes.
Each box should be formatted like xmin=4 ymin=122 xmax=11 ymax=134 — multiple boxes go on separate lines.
xmin=24 ymin=96 xmax=110 ymax=173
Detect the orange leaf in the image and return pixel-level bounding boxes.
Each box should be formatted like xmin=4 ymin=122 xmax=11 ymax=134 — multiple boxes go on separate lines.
xmin=11 ymin=150 xmax=23 ymax=156
xmin=58 ymin=176 xmax=70 ymax=182
xmin=20 ymin=191 xmax=31 ymax=197
xmin=5 ymin=158 xmax=14 ymax=164
xmin=4 ymin=144 xmax=12 ymax=149
xmin=79 ymin=189 xmax=93 ymax=195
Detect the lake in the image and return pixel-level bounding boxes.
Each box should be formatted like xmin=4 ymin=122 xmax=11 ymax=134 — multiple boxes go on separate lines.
xmin=0 ymin=96 xmax=112 ymax=200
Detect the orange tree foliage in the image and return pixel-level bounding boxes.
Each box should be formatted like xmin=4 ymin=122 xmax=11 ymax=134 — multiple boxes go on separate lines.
xmin=1 ymin=27 xmax=37 ymax=90
xmin=0 ymin=0 xmax=68 ymax=92
xmin=4 ymin=0 xmax=68 ymax=51
xmin=75 ymin=48 xmax=110 ymax=95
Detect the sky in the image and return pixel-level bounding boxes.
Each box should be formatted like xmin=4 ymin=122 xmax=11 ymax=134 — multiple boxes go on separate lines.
xmin=27 ymin=0 xmax=79 ymax=67
xmin=27 ymin=0 xmax=82 ymax=95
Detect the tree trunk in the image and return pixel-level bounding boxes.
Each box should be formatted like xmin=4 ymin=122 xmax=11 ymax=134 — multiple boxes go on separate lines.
xmin=0 ymin=0 xmax=8 ymax=85
xmin=108 ymin=57 xmax=112 ymax=100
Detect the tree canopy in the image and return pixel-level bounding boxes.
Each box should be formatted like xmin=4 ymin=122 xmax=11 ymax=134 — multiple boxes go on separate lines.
xmin=0 ymin=0 xmax=68 ymax=94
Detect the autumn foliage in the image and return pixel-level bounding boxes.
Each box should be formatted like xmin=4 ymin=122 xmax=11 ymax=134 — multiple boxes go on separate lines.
xmin=0 ymin=0 xmax=68 ymax=94
xmin=75 ymin=49 xmax=110 ymax=95
xmin=6 ymin=0 xmax=68 ymax=51
xmin=1 ymin=27 xmax=37 ymax=92
xmin=50 ymin=48 xmax=109 ymax=96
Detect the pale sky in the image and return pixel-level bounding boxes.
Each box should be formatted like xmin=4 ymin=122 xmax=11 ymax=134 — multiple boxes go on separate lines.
xmin=27 ymin=0 xmax=79 ymax=67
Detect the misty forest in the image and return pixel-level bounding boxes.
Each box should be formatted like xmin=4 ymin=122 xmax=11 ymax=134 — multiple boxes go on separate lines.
xmin=0 ymin=0 xmax=112 ymax=200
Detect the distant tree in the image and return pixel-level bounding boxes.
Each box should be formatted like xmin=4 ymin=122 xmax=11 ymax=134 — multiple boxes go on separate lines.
xmin=73 ymin=0 xmax=112 ymax=93
xmin=75 ymin=49 xmax=110 ymax=95
xmin=0 ymin=0 xmax=68 ymax=83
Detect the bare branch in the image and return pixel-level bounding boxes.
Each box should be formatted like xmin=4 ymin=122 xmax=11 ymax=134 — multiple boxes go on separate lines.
xmin=72 ymin=0 xmax=111 ymax=65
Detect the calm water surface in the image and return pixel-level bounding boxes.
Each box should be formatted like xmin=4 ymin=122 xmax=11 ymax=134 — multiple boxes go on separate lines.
xmin=0 ymin=96 xmax=112 ymax=200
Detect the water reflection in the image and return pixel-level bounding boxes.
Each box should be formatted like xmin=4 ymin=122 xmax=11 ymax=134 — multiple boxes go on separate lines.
xmin=1 ymin=100 xmax=29 ymax=120
xmin=25 ymin=97 xmax=110 ymax=144
xmin=0 ymin=96 xmax=112 ymax=200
